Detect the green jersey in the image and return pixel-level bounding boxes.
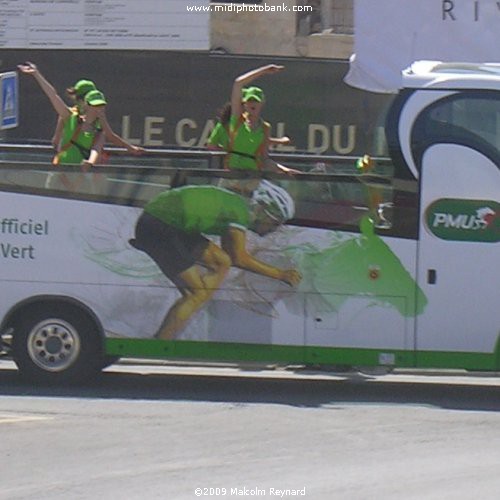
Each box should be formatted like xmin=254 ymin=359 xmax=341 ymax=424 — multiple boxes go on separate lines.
xmin=144 ymin=186 xmax=250 ymax=235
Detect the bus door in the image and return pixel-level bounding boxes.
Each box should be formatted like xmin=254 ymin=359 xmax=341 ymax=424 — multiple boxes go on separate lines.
xmin=414 ymin=94 xmax=500 ymax=356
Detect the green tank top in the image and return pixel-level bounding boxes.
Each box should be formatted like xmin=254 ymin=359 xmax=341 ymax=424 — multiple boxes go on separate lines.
xmin=227 ymin=115 xmax=268 ymax=171
xmin=207 ymin=122 xmax=229 ymax=150
xmin=144 ymin=185 xmax=250 ymax=235
xmin=58 ymin=111 xmax=100 ymax=164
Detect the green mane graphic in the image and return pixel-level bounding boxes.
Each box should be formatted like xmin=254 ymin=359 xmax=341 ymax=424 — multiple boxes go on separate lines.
xmin=287 ymin=216 xmax=427 ymax=317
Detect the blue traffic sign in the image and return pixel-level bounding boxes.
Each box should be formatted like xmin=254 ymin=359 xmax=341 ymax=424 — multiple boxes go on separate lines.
xmin=1 ymin=72 xmax=19 ymax=130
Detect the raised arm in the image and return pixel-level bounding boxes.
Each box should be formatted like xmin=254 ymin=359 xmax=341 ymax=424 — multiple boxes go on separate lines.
xmin=51 ymin=116 xmax=64 ymax=150
xmin=231 ymin=64 xmax=284 ymax=118
xmin=17 ymin=62 xmax=71 ymax=120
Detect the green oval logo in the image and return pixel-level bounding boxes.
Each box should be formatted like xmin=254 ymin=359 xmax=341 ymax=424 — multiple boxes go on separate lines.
xmin=425 ymin=199 xmax=499 ymax=242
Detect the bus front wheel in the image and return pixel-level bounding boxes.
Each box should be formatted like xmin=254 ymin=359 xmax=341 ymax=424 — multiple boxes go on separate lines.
xmin=12 ymin=305 xmax=103 ymax=383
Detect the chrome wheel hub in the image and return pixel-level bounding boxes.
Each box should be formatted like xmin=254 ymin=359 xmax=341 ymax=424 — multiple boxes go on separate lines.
xmin=27 ymin=319 xmax=81 ymax=372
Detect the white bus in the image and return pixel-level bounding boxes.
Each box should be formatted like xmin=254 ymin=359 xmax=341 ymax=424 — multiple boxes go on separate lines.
xmin=0 ymin=61 xmax=498 ymax=382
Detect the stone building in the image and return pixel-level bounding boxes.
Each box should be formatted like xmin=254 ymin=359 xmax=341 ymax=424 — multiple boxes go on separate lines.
xmin=210 ymin=0 xmax=354 ymax=59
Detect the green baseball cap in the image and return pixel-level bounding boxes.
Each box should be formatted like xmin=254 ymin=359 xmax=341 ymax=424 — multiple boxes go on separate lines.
xmin=242 ymin=86 xmax=265 ymax=103
xmin=67 ymin=79 xmax=96 ymax=98
xmin=85 ymin=89 xmax=107 ymax=106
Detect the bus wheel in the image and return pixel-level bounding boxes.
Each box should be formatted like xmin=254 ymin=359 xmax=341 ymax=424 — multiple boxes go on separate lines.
xmin=12 ymin=305 xmax=103 ymax=383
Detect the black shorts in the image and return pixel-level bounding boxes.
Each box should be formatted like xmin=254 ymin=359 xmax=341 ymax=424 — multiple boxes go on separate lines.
xmin=131 ymin=212 xmax=209 ymax=282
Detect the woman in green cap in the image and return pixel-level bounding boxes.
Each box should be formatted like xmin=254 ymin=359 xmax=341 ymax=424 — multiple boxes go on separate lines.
xmin=19 ymin=63 xmax=113 ymax=191
xmin=18 ymin=62 xmax=106 ymax=166
xmin=18 ymin=62 xmax=142 ymax=191
xmin=209 ymin=65 xmax=298 ymax=195
xmin=207 ymin=101 xmax=291 ymax=153
xmin=51 ymin=78 xmax=144 ymax=157
xmin=225 ymin=65 xmax=297 ymax=173
xmin=50 ymin=78 xmax=95 ymax=149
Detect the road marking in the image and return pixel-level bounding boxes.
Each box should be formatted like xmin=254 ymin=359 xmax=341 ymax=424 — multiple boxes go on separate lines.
xmin=0 ymin=413 xmax=53 ymax=424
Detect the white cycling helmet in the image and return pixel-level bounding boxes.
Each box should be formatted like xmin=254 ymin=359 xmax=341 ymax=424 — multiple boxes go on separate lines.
xmin=251 ymin=180 xmax=295 ymax=222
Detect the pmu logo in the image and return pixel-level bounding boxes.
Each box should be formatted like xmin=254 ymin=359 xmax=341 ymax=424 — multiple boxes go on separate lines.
xmin=425 ymin=199 xmax=499 ymax=242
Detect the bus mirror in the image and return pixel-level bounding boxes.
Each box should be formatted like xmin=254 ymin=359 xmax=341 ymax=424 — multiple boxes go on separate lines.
xmin=376 ymin=202 xmax=393 ymax=229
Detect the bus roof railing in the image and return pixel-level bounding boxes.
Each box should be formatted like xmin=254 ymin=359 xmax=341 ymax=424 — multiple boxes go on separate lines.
xmin=0 ymin=141 xmax=392 ymax=165
xmin=0 ymin=159 xmax=392 ymax=184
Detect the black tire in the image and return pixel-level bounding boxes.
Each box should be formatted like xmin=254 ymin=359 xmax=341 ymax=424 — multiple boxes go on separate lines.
xmin=12 ymin=303 xmax=104 ymax=383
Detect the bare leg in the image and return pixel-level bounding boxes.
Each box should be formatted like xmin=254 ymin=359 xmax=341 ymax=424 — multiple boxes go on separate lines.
xmin=156 ymin=242 xmax=231 ymax=340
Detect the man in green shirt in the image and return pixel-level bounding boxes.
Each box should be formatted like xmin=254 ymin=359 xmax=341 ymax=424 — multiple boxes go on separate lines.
xmin=130 ymin=182 xmax=301 ymax=339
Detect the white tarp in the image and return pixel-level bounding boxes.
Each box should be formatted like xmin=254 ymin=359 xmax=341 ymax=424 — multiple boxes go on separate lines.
xmin=345 ymin=0 xmax=500 ymax=93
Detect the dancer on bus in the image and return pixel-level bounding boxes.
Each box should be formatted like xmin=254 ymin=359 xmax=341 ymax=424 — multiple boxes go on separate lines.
xmin=223 ymin=64 xmax=298 ymax=174
xmin=207 ymin=101 xmax=291 ymax=153
xmin=19 ymin=63 xmax=143 ymax=165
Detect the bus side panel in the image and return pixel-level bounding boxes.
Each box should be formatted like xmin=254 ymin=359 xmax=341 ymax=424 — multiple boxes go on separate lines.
xmin=300 ymin=232 xmax=419 ymax=351
xmin=0 ymin=192 xmax=170 ymax=339
xmin=0 ymin=192 xmax=422 ymax=358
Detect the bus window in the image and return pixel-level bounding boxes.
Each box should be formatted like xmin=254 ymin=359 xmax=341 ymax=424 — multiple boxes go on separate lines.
xmin=412 ymin=91 xmax=500 ymax=168
xmin=0 ymin=162 xmax=172 ymax=207
xmin=268 ymin=163 xmax=397 ymax=236
xmin=0 ymin=164 xmax=49 ymax=192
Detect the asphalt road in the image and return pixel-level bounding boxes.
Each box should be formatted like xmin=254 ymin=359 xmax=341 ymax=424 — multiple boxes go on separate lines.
xmin=0 ymin=359 xmax=499 ymax=500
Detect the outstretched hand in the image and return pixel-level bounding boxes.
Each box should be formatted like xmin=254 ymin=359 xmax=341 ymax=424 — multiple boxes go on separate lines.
xmin=17 ymin=62 xmax=38 ymax=74
xmin=277 ymin=163 xmax=301 ymax=176
xmin=265 ymin=64 xmax=285 ymax=74
xmin=129 ymin=145 xmax=146 ymax=155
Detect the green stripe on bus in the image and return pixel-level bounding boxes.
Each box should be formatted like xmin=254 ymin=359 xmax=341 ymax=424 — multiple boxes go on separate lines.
xmin=105 ymin=339 xmax=498 ymax=371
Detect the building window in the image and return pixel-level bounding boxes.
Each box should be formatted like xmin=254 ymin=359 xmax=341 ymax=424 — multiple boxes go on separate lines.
xmin=297 ymin=0 xmax=353 ymax=36
xmin=297 ymin=0 xmax=322 ymax=35
xmin=330 ymin=0 xmax=354 ymax=34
